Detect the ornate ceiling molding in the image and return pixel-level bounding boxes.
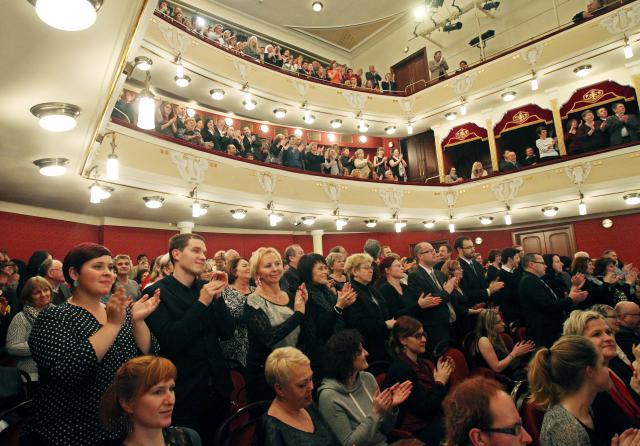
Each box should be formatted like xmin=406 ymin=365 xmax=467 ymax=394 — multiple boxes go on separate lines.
xmin=491 ymin=177 xmax=524 ymax=203
xmin=322 ymin=182 xmax=342 ymax=204
xmin=378 ymin=188 xmax=404 ymax=210
xmin=442 ymin=190 xmax=458 ymax=208
xmin=232 ymin=59 xmax=249 ymax=83
xmin=564 ymin=162 xmax=592 ymax=185
xmin=520 ymin=44 xmax=544 ymax=68
xmin=451 ymin=72 xmax=478 ymax=96
xmin=170 ymin=153 xmax=208 ymax=184
xmin=342 ymin=91 xmax=367 ymax=111
xmin=157 ymin=21 xmax=191 ymax=53
xmin=257 ymin=171 xmax=277 ymax=195
xmin=599 ymin=5 xmax=640 ymax=35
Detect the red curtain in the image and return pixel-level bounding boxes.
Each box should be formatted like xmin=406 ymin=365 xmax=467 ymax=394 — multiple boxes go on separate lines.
xmin=494 ymin=104 xmax=554 ymax=138
xmin=559 ymin=80 xmax=635 ymax=118
xmin=442 ymin=122 xmax=488 ymax=149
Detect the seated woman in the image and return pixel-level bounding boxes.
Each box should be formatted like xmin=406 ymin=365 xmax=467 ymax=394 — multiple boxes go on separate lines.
xmin=326 ymin=252 xmax=347 ymax=292
xmin=5 ymin=276 xmax=54 ymax=382
xmin=99 ymin=356 xmax=201 ymax=446
xmin=318 ymin=330 xmax=412 ymax=446
xmin=474 ymin=309 xmax=534 ymax=381
xmin=469 ymin=161 xmax=488 ymax=179
xmin=383 ymin=316 xmax=453 ymax=446
xmin=529 ymin=335 xmax=617 ymax=446
xmin=220 ymin=257 xmax=254 ymax=368
xmin=563 ymin=310 xmax=640 ymax=439
xmin=444 ymin=167 xmax=463 ymax=184
xmin=535 ymin=126 xmax=560 ymax=160
xmin=352 ymin=149 xmax=372 ymax=179
xmin=594 ymin=257 xmax=636 ymax=304
xmin=256 ymin=347 xmax=341 ymax=446
xmin=244 ymin=247 xmax=307 ymax=403
xmin=343 ymin=253 xmax=394 ymax=363
xmin=22 ymin=242 xmax=160 ymax=445
xmin=297 ymin=253 xmax=356 ymax=381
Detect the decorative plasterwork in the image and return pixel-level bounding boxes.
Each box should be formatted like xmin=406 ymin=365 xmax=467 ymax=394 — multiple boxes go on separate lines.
xmin=399 ymin=97 xmax=415 ymax=115
xmin=294 ymin=81 xmax=309 ymax=100
xmin=564 ymin=162 xmax=593 ymax=185
xmin=378 ymin=189 xmax=403 ymax=210
xmin=157 ymin=22 xmax=190 ymax=53
xmin=342 ymin=92 xmax=367 ymax=110
xmin=451 ymin=72 xmax=478 ymax=96
xmin=233 ymin=59 xmax=249 ymax=83
xmin=170 ymin=153 xmax=208 ymax=184
xmin=491 ymin=178 xmax=524 ymax=203
xmin=322 ymin=182 xmax=342 ymax=204
xmin=442 ymin=190 xmax=458 ymax=208
xmin=520 ymin=44 xmax=544 ymax=68
xmin=257 ymin=171 xmax=277 ymax=195
xmin=600 ymin=5 xmax=640 ymax=35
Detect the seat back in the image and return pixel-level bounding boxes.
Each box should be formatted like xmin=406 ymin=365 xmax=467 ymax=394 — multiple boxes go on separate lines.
xmin=367 ymin=360 xmax=390 ymax=390
xmin=229 ymin=368 xmax=247 ymax=415
xmin=500 ymin=332 xmax=515 ymax=351
xmin=443 ymin=348 xmax=469 ymax=388
xmin=215 ymin=400 xmax=270 ymax=446
xmin=0 ymin=368 xmax=28 ymax=413
xmin=521 ymin=399 xmax=544 ymax=446
xmin=0 ymin=399 xmax=32 ymax=446
xmin=462 ymin=332 xmax=477 ymax=368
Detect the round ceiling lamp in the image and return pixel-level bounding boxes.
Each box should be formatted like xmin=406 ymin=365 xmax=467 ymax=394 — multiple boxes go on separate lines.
xmin=623 ymin=193 xmax=640 ymax=205
xmin=273 ymin=108 xmax=287 ymax=119
xmin=143 ymin=196 xmax=164 ymax=209
xmin=224 ymin=117 xmax=234 ymax=126
xmin=422 ymin=220 xmax=435 ymax=229
xmin=260 ymin=124 xmax=269 ymax=133
xmin=542 ymin=206 xmax=559 ymax=217
xmin=312 ymin=1 xmax=323 ymax=12
xmin=210 ymin=89 xmax=225 ymax=100
xmin=33 ymin=158 xmax=69 ymax=176
xmin=243 ymin=98 xmax=257 ymax=110
xmin=330 ymin=119 xmax=343 ymax=129
xmin=175 ymin=75 xmax=191 ymax=87
xmin=479 ymin=216 xmax=494 ymax=225
xmin=445 ymin=112 xmax=456 ymax=121
xmin=34 ymin=0 xmax=102 ymax=31
xmin=294 ymin=129 xmax=303 ymax=137
xmin=327 ymin=133 xmax=336 ymax=142
xmin=133 ymin=56 xmax=152 ymax=71
xmin=357 ymin=121 xmax=369 ymax=133
xmin=301 ymin=216 xmax=316 ymax=225
xmin=385 ymin=126 xmax=397 ymax=135
xmin=364 ymin=219 xmax=377 ymax=228
xmin=30 ymin=102 xmax=81 ymax=132
xmin=302 ymin=114 xmax=316 ymax=124
xmin=230 ymin=209 xmax=248 ymax=220
xmin=358 ymin=135 xmax=368 ymax=143
xmin=573 ymin=64 xmax=592 ymax=78
xmin=501 ymin=91 xmax=517 ymax=102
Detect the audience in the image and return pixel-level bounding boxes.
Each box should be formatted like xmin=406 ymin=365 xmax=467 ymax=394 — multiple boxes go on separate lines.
xmin=605 ymin=102 xmax=640 ymax=146
xmin=499 ymin=150 xmax=520 ymax=171
xmin=469 ymin=161 xmax=488 ymax=179
xmin=521 ymin=146 xmax=539 ymax=166
xmin=99 ymin=355 xmax=201 ymax=446
xmin=614 ymin=301 xmax=640 ymax=363
xmin=38 ymin=258 xmax=71 ymax=304
xmin=535 ymin=126 xmax=560 ymax=160
xmin=429 ymin=50 xmax=448 ymax=80
xmin=445 ymin=167 xmax=464 ymax=184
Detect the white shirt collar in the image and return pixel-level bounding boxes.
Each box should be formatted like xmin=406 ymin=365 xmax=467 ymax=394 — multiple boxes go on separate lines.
xmin=501 ymin=265 xmax=513 ymax=273
xmin=419 ymin=264 xmax=433 ymax=274
xmin=459 ymin=256 xmax=474 ymax=266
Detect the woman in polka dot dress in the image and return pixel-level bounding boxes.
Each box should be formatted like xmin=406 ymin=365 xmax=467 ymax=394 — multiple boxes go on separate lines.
xmin=21 ymin=243 xmax=160 ymax=445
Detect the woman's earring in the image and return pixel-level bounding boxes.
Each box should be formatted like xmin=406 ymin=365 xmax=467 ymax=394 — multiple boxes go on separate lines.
xmin=73 ymin=279 xmax=79 ymax=288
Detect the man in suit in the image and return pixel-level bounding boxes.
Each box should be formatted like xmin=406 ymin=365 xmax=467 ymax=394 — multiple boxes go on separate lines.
xmin=365 ymin=65 xmax=382 ymax=89
xmin=521 ymin=147 xmax=539 ymax=166
xmin=242 ymin=126 xmax=260 ymax=158
xmin=38 ymin=258 xmax=71 ymax=304
xmin=519 ymin=252 xmax=587 ymax=348
xmin=405 ymin=242 xmax=458 ymax=354
xmin=492 ymin=248 xmax=522 ymax=324
xmin=499 ymin=150 xmax=520 ymax=171
xmin=615 ymin=301 xmax=640 ymax=362
xmin=454 ymin=236 xmax=504 ymax=307
xmin=281 ymin=244 xmax=304 ymax=295
xmin=434 ymin=244 xmax=452 ymax=271
xmin=605 ymin=102 xmax=640 ymax=146
xmin=212 ymin=118 xmax=227 ymax=151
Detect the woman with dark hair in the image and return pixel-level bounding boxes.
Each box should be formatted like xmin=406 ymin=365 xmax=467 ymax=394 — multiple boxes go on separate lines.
xmin=19 ymin=250 xmax=51 ymax=295
xmin=99 ymin=355 xmax=201 ymax=445
xmin=297 ymin=253 xmax=356 ymax=380
xmin=535 ymin=126 xmax=559 ymax=160
xmin=201 ymin=118 xmax=217 ymax=149
xmin=6 ymin=276 xmax=54 ymax=381
xmin=318 ymin=330 xmax=411 ymax=446
xmin=156 ymin=101 xmax=178 ymax=137
xmin=485 ymin=249 xmax=501 ymax=283
xmin=383 ymin=316 xmax=452 ymax=445
xmin=542 ymin=254 xmax=572 ymax=299
xmin=220 ymin=256 xmax=254 ymax=368
xmin=571 ymin=256 xmax=614 ymax=307
xmin=577 ymin=109 xmax=608 ymax=151
xmin=594 ymin=257 xmax=636 ymax=303
xmin=440 ymin=259 xmax=484 ymax=338
xmin=375 ymin=256 xmax=415 ymax=319
xmin=22 ymin=242 xmax=161 ymax=445
xmin=564 ymin=118 xmax=587 ymax=154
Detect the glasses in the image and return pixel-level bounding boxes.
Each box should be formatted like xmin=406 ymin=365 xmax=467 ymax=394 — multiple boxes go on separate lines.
xmin=461 ymin=246 xmax=474 ymax=250
xmin=407 ymin=332 xmax=426 ymax=340
xmin=481 ymin=420 xmax=523 ymax=436
xmin=531 ymin=261 xmax=546 ymax=265
xmin=419 ymin=249 xmax=435 ymax=255
xmin=359 ymin=265 xmax=373 ymax=271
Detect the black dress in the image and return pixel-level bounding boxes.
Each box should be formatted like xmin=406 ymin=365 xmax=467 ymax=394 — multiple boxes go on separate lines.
xmin=377 ymin=281 xmax=416 ymax=319
xmin=255 ymin=404 xmax=340 ymax=446
xmin=24 ymin=304 xmax=159 ymax=445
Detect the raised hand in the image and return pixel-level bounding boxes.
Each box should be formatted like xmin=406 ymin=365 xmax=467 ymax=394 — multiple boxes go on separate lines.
xmin=198 ymin=272 xmax=228 ymax=306
xmin=336 ymin=283 xmax=357 ymax=309
xmin=434 ymin=356 xmax=454 ymax=385
xmin=569 ymin=288 xmax=588 ymax=303
xmin=106 ymin=286 xmax=129 ymax=327
xmin=418 ymin=293 xmax=442 ymax=309
xmin=130 ymin=288 xmax=161 ymax=322
xmin=612 ymin=428 xmax=640 ymax=446
xmin=512 ymin=340 xmax=535 ymax=357
xmin=489 ymin=279 xmax=505 ymax=294
xmin=443 ymin=277 xmax=458 ymax=294
xmin=372 ymin=388 xmax=393 ymax=416
xmin=294 ymin=283 xmax=308 ymax=314
xmin=385 ymin=318 xmax=396 ymax=330
xmin=571 ymin=272 xmax=586 ymax=288
xmin=389 ymin=380 xmax=413 ymax=406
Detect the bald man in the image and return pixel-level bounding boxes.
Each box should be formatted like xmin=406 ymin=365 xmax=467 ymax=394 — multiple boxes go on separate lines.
xmin=574 ymin=251 xmax=590 ymax=259
xmin=615 ymin=301 xmax=640 ymax=362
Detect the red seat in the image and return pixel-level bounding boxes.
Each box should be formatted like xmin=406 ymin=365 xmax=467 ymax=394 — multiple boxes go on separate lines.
xmin=462 ymin=332 xmax=477 ymax=368
xmin=442 ymin=348 xmax=469 ymax=388
xmin=215 ymin=400 xmax=270 ymax=446
xmin=229 ymin=369 xmax=247 ymax=415
xmin=500 ymin=332 xmax=515 ymax=351
xmin=515 ymin=326 xmax=527 ymax=342
xmin=521 ymin=400 xmax=544 ymax=446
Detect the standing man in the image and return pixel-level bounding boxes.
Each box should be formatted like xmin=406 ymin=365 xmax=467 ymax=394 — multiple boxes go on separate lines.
xmin=493 ymin=248 xmax=522 ymax=325
xmin=614 ymin=301 xmax=640 ymax=362
xmin=434 ymin=244 xmax=452 ymax=271
xmin=605 ymin=102 xmax=640 ymax=146
xmin=282 ymin=244 xmax=304 ymax=294
xmin=519 ymin=253 xmax=587 ymax=347
xmin=406 ymin=242 xmax=458 ymax=353
xmin=129 ymin=253 xmax=149 ymax=280
xmin=365 ymin=65 xmax=382 ymax=89
xmin=113 ymin=255 xmax=141 ymax=301
xmin=38 ymin=258 xmax=71 ymax=304
xmin=146 ymin=233 xmax=235 ymax=443
xmin=454 ymin=236 xmax=504 ymax=307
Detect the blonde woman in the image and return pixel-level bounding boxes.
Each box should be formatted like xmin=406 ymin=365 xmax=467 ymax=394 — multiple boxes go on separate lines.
xmin=352 ymin=149 xmax=371 ymax=179
xmin=245 ymin=35 xmax=260 ymax=59
xmin=326 ymin=252 xmax=347 ymax=292
xmin=373 ymin=147 xmax=387 ymax=179
xmin=469 ymin=161 xmax=488 ymax=179
xmin=244 ymin=247 xmax=308 ymax=402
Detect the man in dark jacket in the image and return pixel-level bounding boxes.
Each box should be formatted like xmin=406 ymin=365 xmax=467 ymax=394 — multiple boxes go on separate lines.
xmin=614 ymin=301 xmax=640 ymax=362
xmin=454 ymin=236 xmax=504 ymax=307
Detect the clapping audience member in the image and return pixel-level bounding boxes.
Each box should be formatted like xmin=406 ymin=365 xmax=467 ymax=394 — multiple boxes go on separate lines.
xmin=220 ymin=256 xmax=254 ymax=368
xmin=22 ymin=243 xmax=160 ymax=444
xmin=352 ymin=149 xmax=372 ymax=178
xmin=383 ymin=316 xmax=452 ymax=445
xmin=455 ymin=236 xmax=503 ymax=308
xmin=322 ymin=147 xmax=343 ymax=175
xmin=564 ymin=118 xmax=587 ymax=154
xmin=469 ymin=161 xmax=488 ymax=178
xmin=441 ymin=259 xmax=484 ymax=338
xmin=327 ymin=251 xmax=348 ymax=292
xmin=256 ymin=347 xmax=341 ymax=445
xmin=499 ymin=151 xmax=520 ymax=171
xmin=372 ymin=147 xmax=387 ymax=180
xmin=156 ymin=101 xmax=178 ymax=137
xmin=318 ymin=329 xmax=411 ymax=446
xmin=474 ymin=308 xmax=533 ymax=381
xmin=268 ymin=134 xmax=285 ymax=165
xmin=305 ymin=142 xmax=325 ymax=172
xmin=614 ymin=301 xmax=640 ymax=362
xmin=366 ymin=65 xmax=382 ymax=89
xmin=244 ymin=247 xmax=308 ymax=402
xmin=445 ymin=167 xmax=463 ymax=183
xmin=521 ymin=146 xmax=539 ymax=166
xmin=429 ymin=50 xmax=448 ymax=80
xmin=376 ymin=257 xmax=417 ymax=319
xmin=38 ymin=258 xmax=71 ymax=304
xmin=605 ymin=102 xmax=640 ymax=146
xmin=178 ymin=117 xmax=204 ymax=146
xmin=381 ymin=73 xmax=397 ymax=92
xmin=594 ymin=257 xmax=637 ymax=303
xmin=340 ymin=147 xmax=355 ymax=175
xmin=577 ymin=109 xmax=608 ymax=151
xmin=99 ymin=356 xmax=201 ymax=446
xmin=145 ymin=253 xmax=173 ymax=289
xmin=5 ymin=276 xmax=54 ymax=382
xmin=535 ymin=126 xmax=560 ymax=160
xmin=388 ymin=148 xmax=407 ymax=182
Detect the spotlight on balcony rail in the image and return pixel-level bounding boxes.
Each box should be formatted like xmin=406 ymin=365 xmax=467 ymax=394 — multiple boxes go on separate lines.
xmin=443 ymin=21 xmax=462 ymax=32
xmin=482 ymin=1 xmax=500 ymax=11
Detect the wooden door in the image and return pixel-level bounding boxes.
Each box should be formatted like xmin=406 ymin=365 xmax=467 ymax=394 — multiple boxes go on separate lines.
xmin=392 ymin=48 xmax=427 ymax=94
xmin=512 ymin=225 xmax=577 ymax=256
xmin=402 ymin=130 xmax=438 ymax=182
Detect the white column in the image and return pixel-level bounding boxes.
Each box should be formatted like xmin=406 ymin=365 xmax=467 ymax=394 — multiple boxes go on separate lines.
xmin=176 ymin=221 xmax=194 ymax=234
xmin=310 ymin=229 xmax=324 ymax=255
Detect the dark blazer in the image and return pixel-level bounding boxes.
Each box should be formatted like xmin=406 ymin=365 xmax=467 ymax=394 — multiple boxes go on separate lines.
xmin=343 ymin=279 xmax=391 ymax=362
xmin=458 ymin=258 xmax=490 ymax=306
xmin=521 ymin=155 xmax=539 ymax=166
xmin=405 ymin=266 xmax=453 ymax=353
xmin=145 ymin=276 xmax=235 ymax=427
xmin=242 ymin=134 xmax=260 ymax=156
xmin=518 ymin=271 xmax=573 ymax=348
xmin=499 ymin=160 xmax=520 ymax=171
xmin=605 ymin=114 xmax=640 ymax=146
xmin=281 ymin=266 xmax=301 ymax=296
xmin=576 ymin=123 xmax=608 ymax=151
xmin=486 ymin=265 xmax=500 ymax=283
xmin=616 ymin=326 xmax=640 ymax=363
xmin=381 ymin=80 xmax=397 ymax=92
xmin=493 ymin=268 xmax=522 ymax=324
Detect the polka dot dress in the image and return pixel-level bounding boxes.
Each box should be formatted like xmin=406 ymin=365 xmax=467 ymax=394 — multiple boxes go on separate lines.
xmin=24 ymin=303 xmax=159 ymax=445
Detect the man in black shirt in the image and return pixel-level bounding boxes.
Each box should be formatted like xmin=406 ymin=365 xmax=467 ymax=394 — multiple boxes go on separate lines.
xmin=146 ymin=233 xmax=235 ymax=444
xmin=281 ymin=244 xmax=304 ymax=294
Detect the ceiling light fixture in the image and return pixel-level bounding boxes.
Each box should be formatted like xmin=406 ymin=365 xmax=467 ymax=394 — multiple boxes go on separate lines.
xmin=459 ymin=99 xmax=467 ymax=116
xmin=175 ymin=75 xmax=191 ymax=88
xmin=445 ymin=112 xmax=457 ymax=121
xmin=186 ymin=108 xmax=196 ymax=118
xmin=358 ymin=135 xmax=368 ymax=143
xmin=294 ymin=128 xmax=303 ymax=137
xmin=577 ymin=192 xmax=587 ymax=216
xmin=195 ymin=16 xmax=205 ymax=27
xmin=88 ymin=182 xmax=112 ymax=204
xmin=143 ymin=196 xmax=164 ymax=209
xmin=137 ymin=72 xmax=155 ymax=130
xmin=302 ymin=113 xmax=316 ymax=124
xmin=33 ymin=158 xmax=69 ymax=177
xmin=542 ymin=206 xmax=559 ymax=217
xmin=479 ymin=216 xmax=494 ymax=225
xmin=260 ymin=124 xmax=269 ymax=133
xmin=448 ymin=221 xmax=455 ymax=233
xmin=175 ymin=54 xmax=184 ymax=78
xmin=624 ymin=36 xmax=634 ymax=59
xmin=243 ymin=98 xmax=257 ymax=110
xmin=230 ymin=209 xmax=248 ymax=220
xmin=414 ymin=5 xmax=427 ymax=19
xmin=357 ymin=120 xmax=369 ymax=132
xmin=407 ymin=123 xmax=413 ymax=135
xmin=301 ymin=216 xmax=316 ymax=225
xmin=273 ymin=108 xmax=287 ymax=119
xmin=394 ymin=219 xmax=408 ymax=233
xmin=312 ymin=1 xmax=323 ymax=12
xmin=330 ymin=119 xmax=343 ymax=129
xmin=191 ymin=202 xmax=209 ymax=217
xmin=530 ymin=71 xmax=539 ymax=91
xmin=422 ymin=220 xmax=435 ymax=229
xmin=623 ymin=193 xmax=640 ymax=205
xmin=573 ymin=64 xmax=592 ymax=78
xmin=34 ymin=0 xmax=102 ymax=31
xmin=364 ymin=219 xmax=378 ymax=228
xmin=224 ymin=117 xmax=234 ymax=126
xmin=134 ymin=56 xmax=153 ymax=71
xmin=269 ymin=212 xmax=283 ymax=227
xmin=30 ymin=102 xmax=81 ymax=132
xmin=327 ymin=133 xmax=336 ymax=142
xmin=504 ymin=205 xmax=512 ymax=225
xmin=385 ymin=126 xmax=397 ymax=135
xmin=210 ymin=89 xmax=225 ymax=100
xmin=335 ymin=217 xmax=348 ymax=231
xmin=501 ymin=91 xmax=516 ymax=102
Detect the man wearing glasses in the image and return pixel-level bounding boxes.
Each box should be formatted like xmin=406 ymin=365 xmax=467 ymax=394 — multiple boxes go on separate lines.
xmin=454 ymin=236 xmax=504 ymax=306
xmin=444 ymin=376 xmax=532 ymax=445
xmin=519 ymin=253 xmax=587 ymax=348
xmin=614 ymin=301 xmax=640 ymax=362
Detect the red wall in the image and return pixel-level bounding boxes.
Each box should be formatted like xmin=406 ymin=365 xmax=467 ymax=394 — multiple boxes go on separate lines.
xmin=0 ymin=210 xmax=637 ymax=264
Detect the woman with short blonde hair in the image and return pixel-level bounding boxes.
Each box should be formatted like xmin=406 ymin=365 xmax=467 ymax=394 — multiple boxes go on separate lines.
xmin=344 ymin=253 xmax=373 ymax=276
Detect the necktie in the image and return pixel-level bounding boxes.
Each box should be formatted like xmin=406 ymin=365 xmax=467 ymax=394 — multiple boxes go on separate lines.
xmin=429 ymin=269 xmax=443 ymax=290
